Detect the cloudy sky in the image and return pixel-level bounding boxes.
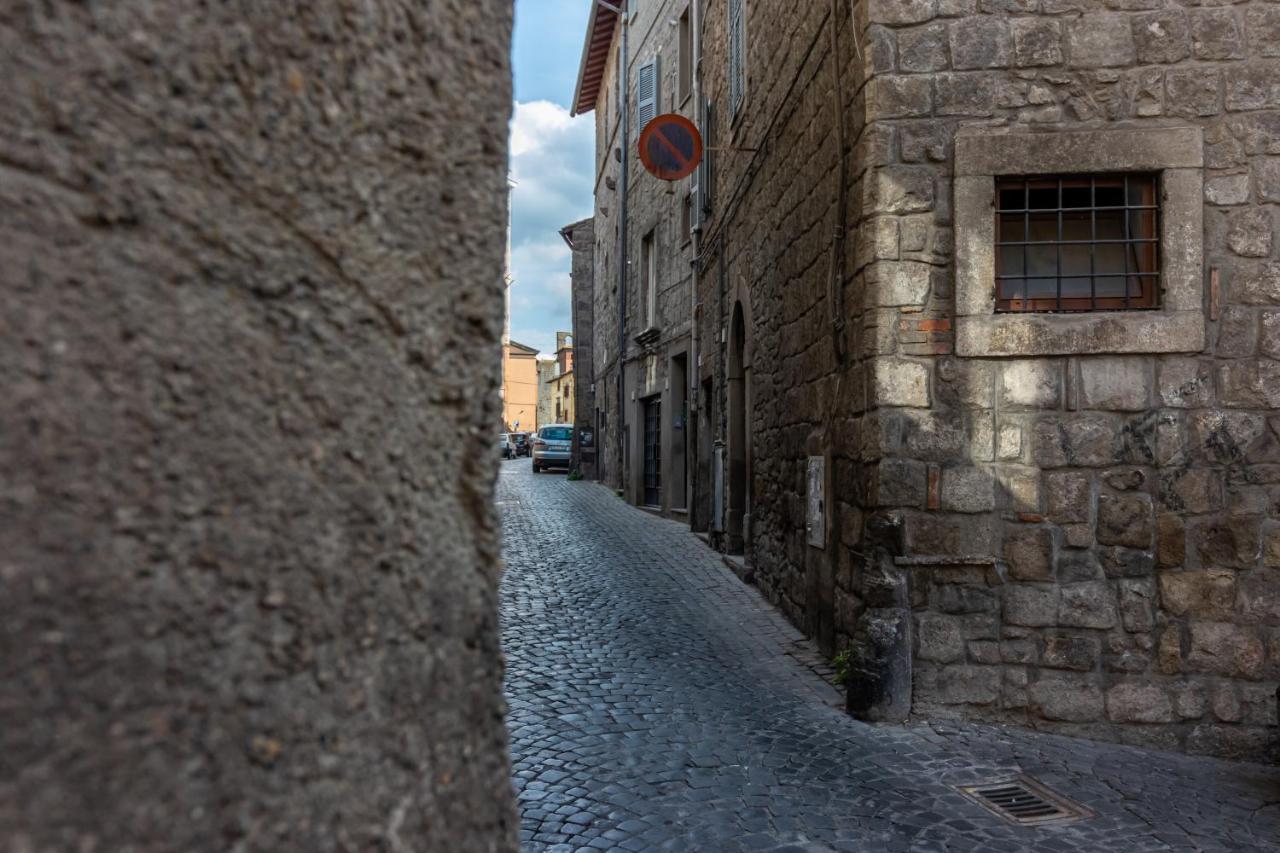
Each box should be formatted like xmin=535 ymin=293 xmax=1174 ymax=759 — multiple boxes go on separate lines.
xmin=508 ymin=0 xmax=595 ymax=356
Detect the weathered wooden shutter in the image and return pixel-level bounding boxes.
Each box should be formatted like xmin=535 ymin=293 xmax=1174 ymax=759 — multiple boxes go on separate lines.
xmin=636 ymin=56 xmax=659 ymax=133
xmin=728 ymin=0 xmax=745 ymax=117
xmin=690 ymin=99 xmax=713 ymax=231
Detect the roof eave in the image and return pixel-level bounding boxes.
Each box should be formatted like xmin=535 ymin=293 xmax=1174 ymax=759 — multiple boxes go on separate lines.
xmin=570 ymin=2 xmax=619 ymax=116
xmin=569 ymin=3 xmax=598 ymax=117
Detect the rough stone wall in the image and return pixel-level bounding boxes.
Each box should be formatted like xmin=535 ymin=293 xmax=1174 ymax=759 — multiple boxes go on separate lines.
xmin=538 ymin=358 xmax=558 ymax=428
xmin=587 ymin=2 xmax=697 ymax=510
xmin=0 ymin=2 xmax=518 ymax=849
xmin=620 ymin=1 xmax=697 ymax=513
xmin=697 ymin=0 xmax=870 ymax=654
xmin=566 ymin=218 xmax=597 ymax=477
xmin=856 ymin=0 xmax=1280 ymax=760
xmin=591 ymin=42 xmax=625 ymax=491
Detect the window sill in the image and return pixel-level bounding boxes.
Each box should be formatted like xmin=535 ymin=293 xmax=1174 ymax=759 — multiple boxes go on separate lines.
xmin=634 ymin=325 xmax=662 ymax=347
xmin=956 ymin=310 xmax=1205 ymax=357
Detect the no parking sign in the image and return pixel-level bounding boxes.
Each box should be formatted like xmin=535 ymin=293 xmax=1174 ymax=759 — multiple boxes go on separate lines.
xmin=637 ymin=114 xmax=703 ymax=182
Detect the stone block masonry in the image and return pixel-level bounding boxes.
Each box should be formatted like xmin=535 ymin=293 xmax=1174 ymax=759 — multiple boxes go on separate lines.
xmin=849 ymin=0 xmax=1280 ymax=761
xmin=0 ymin=2 xmax=518 ymax=849
xmin=583 ymin=0 xmax=697 ymax=513
xmin=695 ymin=0 xmax=870 ymax=651
xmin=681 ymin=0 xmax=1280 ymax=762
xmin=565 ymin=218 xmax=597 ymax=479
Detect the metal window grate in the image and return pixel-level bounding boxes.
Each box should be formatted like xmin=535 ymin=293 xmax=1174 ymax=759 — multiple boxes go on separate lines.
xmin=643 ymin=395 xmax=662 ymax=508
xmin=956 ymin=776 xmax=1093 ymax=826
xmin=995 ymin=174 xmax=1160 ymax=313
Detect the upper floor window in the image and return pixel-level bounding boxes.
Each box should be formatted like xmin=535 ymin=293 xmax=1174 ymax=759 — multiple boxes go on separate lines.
xmin=953 ymin=125 xmax=1204 ymax=357
xmin=636 ymin=56 xmax=660 ymax=135
xmin=678 ymin=7 xmax=693 ymax=104
xmin=728 ymin=0 xmax=745 ymax=118
xmin=995 ymin=174 xmax=1160 ymax=313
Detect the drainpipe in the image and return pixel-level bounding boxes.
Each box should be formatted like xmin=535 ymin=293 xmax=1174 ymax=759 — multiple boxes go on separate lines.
xmin=616 ymin=8 xmax=629 ymax=492
xmin=689 ymin=0 xmax=701 ymax=522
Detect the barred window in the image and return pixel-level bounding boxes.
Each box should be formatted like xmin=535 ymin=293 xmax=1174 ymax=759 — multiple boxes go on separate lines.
xmin=995 ymin=174 xmax=1160 ymax=312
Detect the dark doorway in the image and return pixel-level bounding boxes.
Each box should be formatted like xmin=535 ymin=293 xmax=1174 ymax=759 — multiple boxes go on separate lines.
xmin=595 ymin=407 xmax=605 ymax=482
xmin=671 ymin=355 xmax=688 ymax=511
xmin=727 ymin=302 xmax=747 ymax=553
xmin=643 ymin=395 xmax=662 ymax=508
xmin=694 ymin=376 xmax=714 ymax=532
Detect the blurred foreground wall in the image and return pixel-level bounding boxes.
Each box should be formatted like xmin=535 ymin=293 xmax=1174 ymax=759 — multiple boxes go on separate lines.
xmin=0 ymin=2 xmax=517 ymax=849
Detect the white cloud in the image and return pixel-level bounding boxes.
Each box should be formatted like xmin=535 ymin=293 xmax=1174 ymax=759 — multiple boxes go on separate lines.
xmin=507 ymin=99 xmax=594 ymax=355
xmin=510 ymin=100 xmax=578 ymax=156
xmin=512 ymin=238 xmax=570 ymax=269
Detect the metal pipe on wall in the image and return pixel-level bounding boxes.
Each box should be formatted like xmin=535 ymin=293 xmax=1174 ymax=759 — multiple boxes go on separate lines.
xmin=689 ymin=0 xmax=701 ymax=523
xmin=616 ymin=9 xmax=629 ymax=490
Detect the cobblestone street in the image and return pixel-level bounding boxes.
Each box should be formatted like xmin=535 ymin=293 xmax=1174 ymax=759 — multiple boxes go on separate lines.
xmin=498 ymin=461 xmax=1280 ymax=852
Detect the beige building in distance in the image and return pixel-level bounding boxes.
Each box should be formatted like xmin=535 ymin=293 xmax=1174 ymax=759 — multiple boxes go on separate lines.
xmin=502 ymin=339 xmax=539 ymax=433
xmin=501 ymin=214 xmax=539 ymax=434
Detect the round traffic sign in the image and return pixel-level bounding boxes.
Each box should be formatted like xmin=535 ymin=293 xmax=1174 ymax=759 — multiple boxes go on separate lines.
xmin=637 ymin=114 xmax=703 ymax=181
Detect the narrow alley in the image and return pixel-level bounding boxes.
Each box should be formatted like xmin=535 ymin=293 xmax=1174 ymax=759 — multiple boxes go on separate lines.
xmin=499 ymin=462 xmax=1280 ymax=852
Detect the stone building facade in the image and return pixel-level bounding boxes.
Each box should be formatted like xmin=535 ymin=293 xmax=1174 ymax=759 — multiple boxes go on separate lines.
xmin=536 ymin=332 xmax=577 ymax=428
xmin=574 ymin=0 xmax=698 ymax=512
xmin=2 ymin=1 xmax=518 ymax=849
xmin=537 ymin=357 xmax=558 ymax=428
xmin=563 ymin=218 xmax=599 ymax=477
xmin=838 ymin=1 xmax=1280 ymax=760
xmin=574 ymin=0 xmax=1280 ymax=760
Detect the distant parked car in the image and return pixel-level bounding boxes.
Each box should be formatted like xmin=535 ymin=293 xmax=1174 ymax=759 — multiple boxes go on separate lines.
xmin=532 ymin=424 xmax=572 ymax=473
xmin=499 ymin=433 xmax=514 ymax=459
xmin=512 ymin=432 xmax=531 ymax=457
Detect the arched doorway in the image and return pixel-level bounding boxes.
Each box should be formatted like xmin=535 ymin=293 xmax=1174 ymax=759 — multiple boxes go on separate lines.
xmin=727 ymin=301 xmax=748 ymax=554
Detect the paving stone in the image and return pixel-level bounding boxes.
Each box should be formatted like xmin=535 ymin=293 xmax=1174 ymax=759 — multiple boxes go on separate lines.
xmin=498 ymin=463 xmax=1280 ymax=851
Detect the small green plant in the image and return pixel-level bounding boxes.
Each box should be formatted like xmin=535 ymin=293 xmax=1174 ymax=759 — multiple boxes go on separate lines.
xmin=567 ymin=469 xmax=583 ymax=481
xmin=831 ymin=649 xmax=851 ymax=686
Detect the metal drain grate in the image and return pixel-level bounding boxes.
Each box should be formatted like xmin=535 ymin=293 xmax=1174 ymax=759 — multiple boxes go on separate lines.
xmin=956 ymin=775 xmax=1093 ymax=826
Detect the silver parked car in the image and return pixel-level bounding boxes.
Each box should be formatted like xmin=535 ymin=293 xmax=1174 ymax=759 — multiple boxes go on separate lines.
xmin=532 ymin=424 xmax=572 ymax=473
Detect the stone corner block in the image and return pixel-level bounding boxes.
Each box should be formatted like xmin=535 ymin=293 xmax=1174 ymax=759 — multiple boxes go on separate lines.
xmin=872 ymin=358 xmax=931 ymax=409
